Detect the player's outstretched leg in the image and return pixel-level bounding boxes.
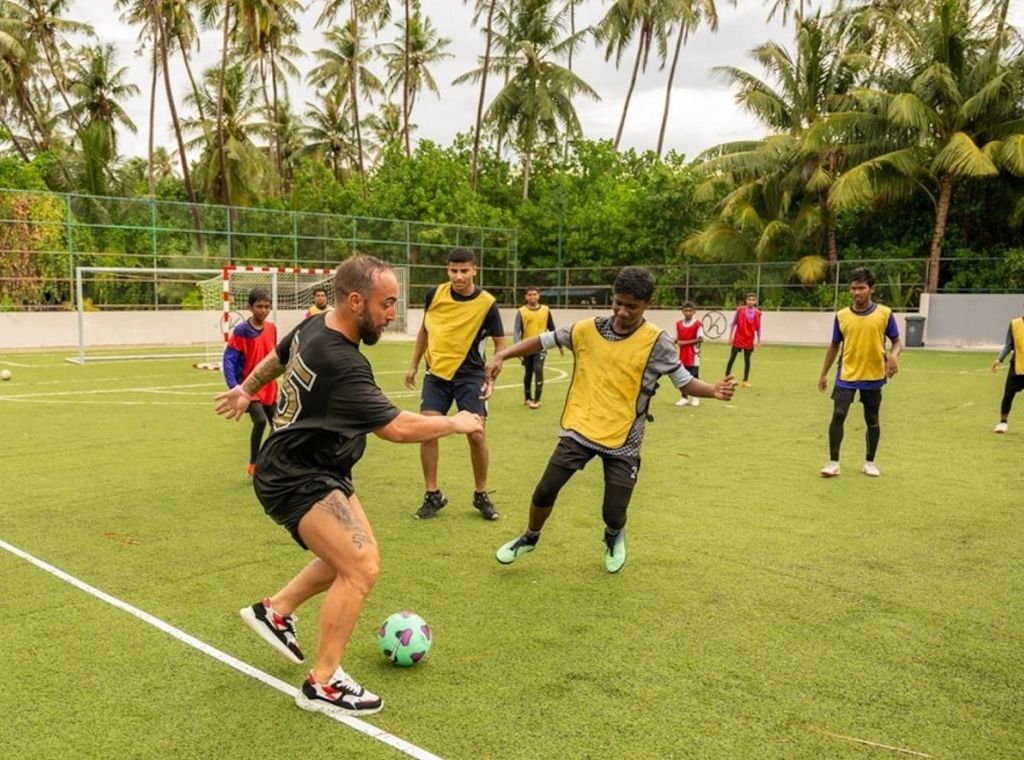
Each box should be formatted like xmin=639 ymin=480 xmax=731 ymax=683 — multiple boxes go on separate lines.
xmin=240 ymin=598 xmax=305 ymax=663
xmin=496 ymin=531 xmax=539 ymax=564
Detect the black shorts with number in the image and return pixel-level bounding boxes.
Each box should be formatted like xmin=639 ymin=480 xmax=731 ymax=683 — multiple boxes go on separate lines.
xmin=421 ymin=371 xmax=488 ymax=417
xmin=549 ymin=436 xmax=641 ymax=490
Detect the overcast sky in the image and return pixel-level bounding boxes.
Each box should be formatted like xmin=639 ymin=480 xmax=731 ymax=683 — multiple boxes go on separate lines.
xmin=69 ymin=1 xmax=1024 ymax=164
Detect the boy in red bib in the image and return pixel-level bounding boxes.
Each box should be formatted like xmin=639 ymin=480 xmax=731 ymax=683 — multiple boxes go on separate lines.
xmin=674 ymin=301 xmax=704 ymax=407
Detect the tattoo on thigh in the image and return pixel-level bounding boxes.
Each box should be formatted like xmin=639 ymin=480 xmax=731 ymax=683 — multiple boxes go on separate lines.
xmin=319 ymin=491 xmax=374 ymax=549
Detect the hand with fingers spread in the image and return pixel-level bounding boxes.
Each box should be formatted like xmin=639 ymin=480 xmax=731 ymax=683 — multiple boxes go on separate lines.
xmin=215 ymin=385 xmax=254 ymax=421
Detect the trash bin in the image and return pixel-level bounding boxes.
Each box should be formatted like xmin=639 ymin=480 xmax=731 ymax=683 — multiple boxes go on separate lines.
xmin=904 ymin=315 xmax=925 ymax=347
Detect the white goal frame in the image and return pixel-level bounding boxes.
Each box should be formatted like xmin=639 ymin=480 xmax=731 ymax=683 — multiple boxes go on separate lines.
xmin=69 ymin=266 xmax=222 ymax=364
xmin=68 ymin=264 xmax=410 ymax=365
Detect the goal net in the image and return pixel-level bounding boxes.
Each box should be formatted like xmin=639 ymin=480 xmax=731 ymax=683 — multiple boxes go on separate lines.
xmin=197 ymin=265 xmax=409 ymax=346
xmin=67 ymin=264 xmax=408 ymax=365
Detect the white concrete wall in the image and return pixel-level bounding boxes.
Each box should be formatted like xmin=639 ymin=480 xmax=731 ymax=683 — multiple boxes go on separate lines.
xmin=2 ymin=304 xmax=975 ymax=351
xmin=920 ymin=293 xmax=1022 ymax=348
xmin=0 ymin=309 xmax=312 ymax=351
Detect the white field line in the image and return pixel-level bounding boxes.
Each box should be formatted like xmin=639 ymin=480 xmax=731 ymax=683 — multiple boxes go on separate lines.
xmin=0 ymin=537 xmax=442 ymax=760
xmin=0 ymin=369 xmax=571 ymax=405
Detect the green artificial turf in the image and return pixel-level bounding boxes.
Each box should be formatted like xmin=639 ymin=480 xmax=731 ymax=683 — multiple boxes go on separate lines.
xmin=1 ymin=340 xmax=1020 ymax=759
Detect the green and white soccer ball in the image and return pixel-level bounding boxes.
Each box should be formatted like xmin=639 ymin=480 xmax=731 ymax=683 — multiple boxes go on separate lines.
xmin=0 ymin=369 xmax=11 ymax=381
xmin=377 ymin=611 xmax=432 ymax=667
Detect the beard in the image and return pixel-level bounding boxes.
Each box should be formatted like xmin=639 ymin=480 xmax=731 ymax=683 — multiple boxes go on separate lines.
xmin=357 ymin=310 xmax=384 ymax=345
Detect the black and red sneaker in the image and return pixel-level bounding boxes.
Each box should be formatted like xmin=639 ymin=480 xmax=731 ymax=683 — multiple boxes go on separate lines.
xmin=296 ymin=669 xmax=383 ymax=716
xmin=240 ymin=598 xmax=304 ymax=663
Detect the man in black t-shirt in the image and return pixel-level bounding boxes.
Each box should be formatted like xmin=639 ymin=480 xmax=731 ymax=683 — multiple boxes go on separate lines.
xmin=404 ymin=247 xmax=506 ymax=521
xmin=215 ymin=255 xmax=482 ymax=720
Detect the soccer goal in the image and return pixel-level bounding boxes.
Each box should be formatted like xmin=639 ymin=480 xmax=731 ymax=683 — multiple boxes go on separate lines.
xmin=69 ymin=266 xmax=223 ymax=364
xmin=67 ymin=264 xmax=409 ymax=365
xmin=197 ymin=264 xmax=410 ymax=345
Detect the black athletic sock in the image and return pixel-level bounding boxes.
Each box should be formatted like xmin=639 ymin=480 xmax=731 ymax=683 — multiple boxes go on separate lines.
xmin=828 ymin=420 xmax=844 ymax=461
xmin=865 ymin=425 xmax=880 ymax=461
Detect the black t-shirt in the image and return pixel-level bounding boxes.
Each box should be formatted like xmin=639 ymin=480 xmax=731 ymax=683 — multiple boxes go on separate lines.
xmin=258 ymin=315 xmax=400 ymax=475
xmin=424 ymin=285 xmax=505 ymax=377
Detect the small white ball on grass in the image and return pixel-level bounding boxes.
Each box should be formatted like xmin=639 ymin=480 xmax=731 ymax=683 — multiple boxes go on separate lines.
xmin=0 ymin=369 xmax=11 ymax=381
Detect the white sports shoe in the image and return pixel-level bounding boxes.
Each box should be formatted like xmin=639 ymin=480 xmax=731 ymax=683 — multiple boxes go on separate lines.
xmin=675 ymin=397 xmax=690 ymax=407
xmin=994 ymin=421 xmax=1008 ymax=434
xmin=862 ymin=461 xmax=881 ymax=477
xmin=819 ymin=461 xmax=841 ymax=478
xmin=691 ymin=397 xmax=700 ymax=407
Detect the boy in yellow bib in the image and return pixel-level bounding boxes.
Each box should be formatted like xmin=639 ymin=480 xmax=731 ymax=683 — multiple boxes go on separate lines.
xmin=482 ymin=266 xmax=737 ymax=573
xmin=513 ymin=286 xmax=563 ymax=408
xmin=991 ymin=304 xmax=1024 ymax=433
xmin=817 ymin=267 xmax=901 ymax=477
xmin=405 ymin=248 xmax=506 ymax=520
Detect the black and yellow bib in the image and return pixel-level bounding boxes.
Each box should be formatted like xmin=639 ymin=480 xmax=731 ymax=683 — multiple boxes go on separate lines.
xmin=561 ymin=319 xmax=661 ymax=449
xmin=1012 ymin=317 xmax=1024 ymax=374
xmin=518 ymin=305 xmax=550 ymax=340
xmin=424 ymin=283 xmax=496 ymax=380
xmin=837 ymin=304 xmax=892 ymax=383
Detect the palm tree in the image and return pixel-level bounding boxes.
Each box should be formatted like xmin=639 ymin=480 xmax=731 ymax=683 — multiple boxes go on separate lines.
xmin=182 ymin=62 xmax=271 ymax=206
xmin=301 ymin=86 xmax=357 ymax=182
xmin=65 ymin=43 xmax=140 ymax=195
xmin=231 ymin=0 xmax=304 ymax=185
xmin=459 ymin=0 xmax=598 ymax=198
xmin=460 ymin=0 xmax=498 ymax=189
xmin=19 ymin=0 xmax=95 ymax=136
xmin=0 ymin=12 xmax=36 ymax=161
xmin=308 ymin=18 xmax=383 ymax=182
xmin=693 ymin=12 xmax=857 ymax=270
xmin=825 ymin=0 xmax=1024 ymax=292
xmin=595 ymin=0 xmax=676 ymax=150
xmin=380 ymin=10 xmax=451 ymax=156
xmin=657 ymin=0 xmax=730 ymax=157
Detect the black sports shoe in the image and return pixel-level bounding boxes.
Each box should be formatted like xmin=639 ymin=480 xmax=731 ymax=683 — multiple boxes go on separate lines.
xmin=473 ymin=491 xmax=500 ymax=520
xmin=414 ymin=490 xmax=447 ymax=519
xmin=240 ymin=598 xmax=304 ymax=663
xmin=295 ymin=669 xmax=383 ymax=716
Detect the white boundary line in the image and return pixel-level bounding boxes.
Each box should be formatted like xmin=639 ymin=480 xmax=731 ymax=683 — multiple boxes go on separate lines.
xmin=0 ymin=537 xmax=441 ymax=760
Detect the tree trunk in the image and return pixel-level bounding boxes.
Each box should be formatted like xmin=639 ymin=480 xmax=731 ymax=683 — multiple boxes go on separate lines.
xmin=42 ymin=41 xmax=84 ymax=135
xmin=177 ymin=30 xmax=206 ymax=123
xmin=471 ymin=0 xmax=496 ymax=190
xmin=216 ymin=0 xmax=232 ymax=213
xmin=147 ymin=47 xmax=158 ymax=196
xmin=819 ymin=191 xmax=837 ymax=269
xmin=657 ymin=22 xmax=686 ymax=158
xmin=155 ymin=0 xmax=204 ymax=248
xmin=403 ymin=0 xmax=411 ymax=157
xmin=269 ymin=50 xmax=283 ymax=188
xmin=0 ymin=114 xmax=32 ymax=163
xmin=351 ymin=4 xmax=366 ymax=187
xmin=615 ymin=40 xmax=645 ymax=150
xmin=521 ymin=147 xmax=531 ymax=200
xmin=927 ymin=172 xmax=954 ymax=293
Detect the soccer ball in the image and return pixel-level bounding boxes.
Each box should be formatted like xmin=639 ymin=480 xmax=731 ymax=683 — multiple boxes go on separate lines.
xmin=377 ymin=611 xmax=432 ymax=667
xmin=0 ymin=369 xmax=10 ymax=381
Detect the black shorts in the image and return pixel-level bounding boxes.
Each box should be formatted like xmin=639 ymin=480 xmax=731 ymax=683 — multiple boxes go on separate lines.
xmin=253 ymin=448 xmax=354 ymax=550
xmin=831 ymin=386 xmax=882 ymax=405
xmin=549 ymin=436 xmax=640 ymax=490
xmin=684 ymin=364 xmax=699 ymax=379
xmin=421 ymin=372 xmax=488 ymax=417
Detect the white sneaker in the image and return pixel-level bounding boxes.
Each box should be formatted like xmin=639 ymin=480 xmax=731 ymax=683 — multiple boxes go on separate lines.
xmin=691 ymin=397 xmax=700 ymax=407
xmin=820 ymin=461 xmax=841 ymax=478
xmin=675 ymin=398 xmax=689 ymax=407
xmin=862 ymin=461 xmax=881 ymax=477
xmin=994 ymin=421 xmax=1008 ymax=434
